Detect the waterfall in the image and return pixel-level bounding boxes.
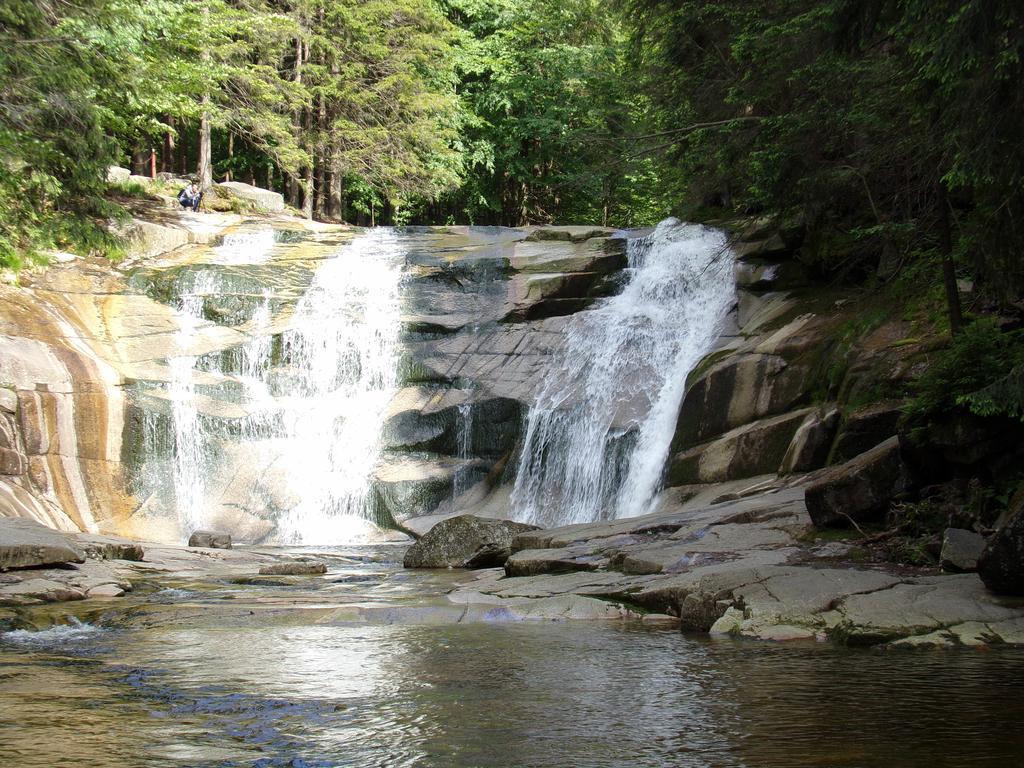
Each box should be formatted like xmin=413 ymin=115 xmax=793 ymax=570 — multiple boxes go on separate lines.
xmin=139 ymin=227 xmax=406 ymax=544
xmin=166 ymin=270 xmax=219 ymax=534
xmin=453 ymin=402 xmax=474 ymax=497
xmin=274 ymin=229 xmax=405 ymax=543
xmin=510 ymin=218 xmax=735 ymax=528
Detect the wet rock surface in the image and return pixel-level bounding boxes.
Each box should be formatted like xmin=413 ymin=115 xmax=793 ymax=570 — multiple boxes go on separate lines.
xmin=258 ymin=561 xmax=327 ymax=576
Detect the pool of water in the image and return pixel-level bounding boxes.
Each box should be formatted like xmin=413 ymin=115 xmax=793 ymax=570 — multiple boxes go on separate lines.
xmin=2 ymin=549 xmax=1024 ymax=767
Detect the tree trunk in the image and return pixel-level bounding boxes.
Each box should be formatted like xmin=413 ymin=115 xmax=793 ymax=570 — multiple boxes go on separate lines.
xmin=131 ymin=147 xmax=147 ymax=175
xmin=290 ymin=32 xmax=305 ymax=214
xmin=301 ymin=68 xmax=313 ymax=220
xmin=328 ymin=160 xmax=344 ymax=221
xmin=196 ymin=2 xmax=213 ymax=191
xmin=937 ymin=182 xmax=964 ymax=336
xmin=162 ymin=117 xmax=175 ymax=174
xmin=314 ymin=97 xmax=326 ymax=219
xmin=225 ymin=133 xmax=234 ymax=182
xmin=198 ymin=107 xmax=212 ymax=190
xmin=180 ymin=126 xmax=188 ymax=176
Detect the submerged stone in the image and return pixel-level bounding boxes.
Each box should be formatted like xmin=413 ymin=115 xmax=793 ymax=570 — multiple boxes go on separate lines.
xmin=259 ymin=561 xmax=327 ymax=576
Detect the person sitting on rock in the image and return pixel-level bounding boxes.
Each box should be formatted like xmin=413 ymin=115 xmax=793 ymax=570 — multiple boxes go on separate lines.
xmin=177 ymin=181 xmax=203 ymax=212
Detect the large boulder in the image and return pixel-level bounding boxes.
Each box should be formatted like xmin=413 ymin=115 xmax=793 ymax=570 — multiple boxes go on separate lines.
xmin=188 ymin=529 xmax=232 ymax=549
xmin=106 ymin=166 xmax=131 ymax=183
xmin=0 ymin=517 xmax=86 ymax=570
xmin=779 ymin=407 xmax=839 ymax=474
xmin=804 ymin=437 xmax=913 ymax=528
xmin=667 ymin=408 xmax=813 ymax=485
xmin=215 ymin=181 xmax=284 ymax=213
xmin=941 ymin=528 xmax=987 ymax=573
xmin=830 ymin=402 xmax=904 ymax=463
xmin=978 ymin=507 xmax=1024 ymax=595
xmin=403 ymin=514 xmax=540 ymax=569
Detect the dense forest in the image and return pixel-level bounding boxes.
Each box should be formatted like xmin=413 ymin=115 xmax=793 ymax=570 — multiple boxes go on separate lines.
xmin=2 ymin=0 xmax=1023 ymax=313
xmin=1 ymin=1 xmax=1020 ymax=265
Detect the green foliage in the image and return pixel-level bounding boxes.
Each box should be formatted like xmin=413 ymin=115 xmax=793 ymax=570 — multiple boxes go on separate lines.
xmin=0 ymin=0 xmax=121 ymax=266
xmin=621 ymin=0 xmax=1024 ymax=302
xmin=960 ymin=365 xmax=1024 ymax=422
xmin=905 ymin=319 xmax=1024 ymax=425
xmin=429 ymin=0 xmax=664 ymax=226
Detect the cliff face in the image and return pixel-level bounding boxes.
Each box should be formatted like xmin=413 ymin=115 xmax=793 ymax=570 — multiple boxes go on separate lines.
xmin=0 ymin=218 xmax=632 ymax=542
xmin=663 ymin=218 xmax=922 ymax=500
xmin=0 ymin=208 xmax=969 ymax=547
xmin=0 ymin=277 xmax=130 ymax=533
xmin=0 ymin=209 xmax=246 ymax=536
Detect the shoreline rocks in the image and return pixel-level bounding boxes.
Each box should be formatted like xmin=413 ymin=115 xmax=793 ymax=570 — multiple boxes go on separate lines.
xmin=0 ymin=518 xmax=86 ymax=570
xmin=978 ymin=506 xmax=1024 ymax=595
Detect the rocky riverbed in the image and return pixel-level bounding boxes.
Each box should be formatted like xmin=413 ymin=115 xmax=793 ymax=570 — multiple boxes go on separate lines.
xmin=3 ymin=500 xmax=1023 ymax=649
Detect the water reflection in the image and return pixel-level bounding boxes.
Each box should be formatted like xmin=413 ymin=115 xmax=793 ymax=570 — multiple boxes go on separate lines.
xmin=3 ymin=618 xmax=1024 ymax=767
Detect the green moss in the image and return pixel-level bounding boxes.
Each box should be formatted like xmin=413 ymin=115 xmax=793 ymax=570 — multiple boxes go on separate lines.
xmin=685 ymin=347 xmax=734 ymax=388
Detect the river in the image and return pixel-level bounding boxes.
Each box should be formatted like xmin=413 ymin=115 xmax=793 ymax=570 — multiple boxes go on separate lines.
xmin=2 ymin=546 xmax=1023 ymax=767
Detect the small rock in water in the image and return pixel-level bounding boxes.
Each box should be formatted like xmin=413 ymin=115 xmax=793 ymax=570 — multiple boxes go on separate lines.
xmin=188 ymin=530 xmax=232 ymax=549
xmin=258 ymin=561 xmax=327 ymax=576
xmin=87 ymin=583 xmax=125 ymax=598
xmin=940 ymin=528 xmax=987 ymax=572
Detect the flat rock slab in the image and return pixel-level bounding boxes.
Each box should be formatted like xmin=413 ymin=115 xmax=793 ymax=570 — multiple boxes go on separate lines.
xmin=471 ymin=484 xmax=1024 ymax=646
xmin=259 ymin=561 xmax=327 ymax=576
xmin=216 ymin=181 xmax=284 ymax=213
xmin=0 ymin=518 xmax=86 ymax=570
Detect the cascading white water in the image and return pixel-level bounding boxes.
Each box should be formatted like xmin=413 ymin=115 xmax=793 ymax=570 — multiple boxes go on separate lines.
xmin=510 ymin=218 xmax=735 ymax=528
xmin=145 ymin=227 xmax=405 ymax=544
xmin=273 ymin=230 xmax=405 ymax=543
xmin=166 ymin=270 xmax=219 ymax=534
xmin=453 ymin=402 xmax=474 ymax=497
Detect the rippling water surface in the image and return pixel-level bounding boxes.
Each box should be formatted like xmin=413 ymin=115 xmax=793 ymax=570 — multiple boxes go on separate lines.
xmin=3 ymin=549 xmax=1024 ymax=767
